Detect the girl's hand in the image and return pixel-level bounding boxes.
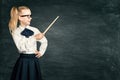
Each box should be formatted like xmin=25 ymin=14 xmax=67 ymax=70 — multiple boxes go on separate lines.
xmin=34 ymin=33 xmax=44 ymax=40
xmin=35 ymin=50 xmax=42 ymax=58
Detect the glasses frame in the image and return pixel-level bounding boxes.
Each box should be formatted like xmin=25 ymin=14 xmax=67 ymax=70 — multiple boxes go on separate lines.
xmin=20 ymin=15 xmax=32 ymax=18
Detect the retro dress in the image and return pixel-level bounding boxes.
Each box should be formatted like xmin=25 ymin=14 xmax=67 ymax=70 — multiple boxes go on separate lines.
xmin=10 ymin=25 xmax=48 ymax=80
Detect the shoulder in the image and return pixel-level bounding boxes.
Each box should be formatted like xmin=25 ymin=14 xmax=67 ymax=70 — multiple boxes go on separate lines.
xmin=28 ymin=26 xmax=38 ymax=30
xmin=13 ymin=27 xmax=21 ymax=34
xmin=12 ymin=27 xmax=21 ymax=37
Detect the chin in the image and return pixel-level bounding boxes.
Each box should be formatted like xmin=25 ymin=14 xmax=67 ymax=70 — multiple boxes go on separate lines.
xmin=27 ymin=23 xmax=30 ymax=26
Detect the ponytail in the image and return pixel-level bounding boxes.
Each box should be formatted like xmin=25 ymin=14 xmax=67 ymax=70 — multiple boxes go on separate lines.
xmin=8 ymin=6 xmax=30 ymax=34
xmin=8 ymin=7 xmax=18 ymax=34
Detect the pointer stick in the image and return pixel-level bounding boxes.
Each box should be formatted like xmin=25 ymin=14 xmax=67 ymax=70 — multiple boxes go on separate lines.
xmin=43 ymin=16 xmax=59 ymax=35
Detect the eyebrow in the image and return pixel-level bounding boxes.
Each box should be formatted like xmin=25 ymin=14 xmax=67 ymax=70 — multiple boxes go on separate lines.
xmin=20 ymin=14 xmax=32 ymax=17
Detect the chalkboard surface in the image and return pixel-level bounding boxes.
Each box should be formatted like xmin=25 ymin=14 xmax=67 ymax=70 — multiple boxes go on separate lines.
xmin=0 ymin=0 xmax=120 ymax=80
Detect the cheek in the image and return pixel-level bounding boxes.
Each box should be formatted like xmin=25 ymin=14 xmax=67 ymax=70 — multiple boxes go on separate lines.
xmin=19 ymin=17 xmax=24 ymax=22
xmin=19 ymin=19 xmax=27 ymax=24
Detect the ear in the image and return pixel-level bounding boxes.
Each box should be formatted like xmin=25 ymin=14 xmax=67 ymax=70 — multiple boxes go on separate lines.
xmin=18 ymin=16 xmax=22 ymax=21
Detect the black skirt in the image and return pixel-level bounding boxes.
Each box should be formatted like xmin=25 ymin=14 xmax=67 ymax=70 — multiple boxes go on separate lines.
xmin=10 ymin=54 xmax=42 ymax=80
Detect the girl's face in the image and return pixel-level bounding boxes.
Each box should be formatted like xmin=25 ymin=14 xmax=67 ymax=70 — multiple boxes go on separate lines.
xmin=18 ymin=9 xmax=32 ymax=26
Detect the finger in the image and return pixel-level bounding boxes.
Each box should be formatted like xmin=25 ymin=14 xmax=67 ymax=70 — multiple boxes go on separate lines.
xmin=35 ymin=54 xmax=39 ymax=58
xmin=36 ymin=54 xmax=41 ymax=58
xmin=37 ymin=53 xmax=41 ymax=58
xmin=35 ymin=53 xmax=40 ymax=57
xmin=41 ymin=33 xmax=44 ymax=36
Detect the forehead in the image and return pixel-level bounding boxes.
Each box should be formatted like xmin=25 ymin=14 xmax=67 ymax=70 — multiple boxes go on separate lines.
xmin=19 ymin=9 xmax=31 ymax=15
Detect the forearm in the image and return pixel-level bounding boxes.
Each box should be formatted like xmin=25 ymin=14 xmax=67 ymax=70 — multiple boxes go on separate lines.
xmin=38 ymin=36 xmax=48 ymax=56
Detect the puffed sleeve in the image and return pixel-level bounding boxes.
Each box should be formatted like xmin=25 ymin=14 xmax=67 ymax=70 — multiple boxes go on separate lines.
xmin=35 ymin=28 xmax=48 ymax=56
xmin=38 ymin=36 xmax=48 ymax=56
xmin=12 ymin=30 xmax=36 ymax=52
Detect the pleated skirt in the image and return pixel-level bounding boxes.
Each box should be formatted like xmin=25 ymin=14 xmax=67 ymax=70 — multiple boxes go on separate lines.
xmin=10 ymin=54 xmax=42 ymax=80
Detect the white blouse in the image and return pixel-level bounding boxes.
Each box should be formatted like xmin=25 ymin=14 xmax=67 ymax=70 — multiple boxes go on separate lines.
xmin=12 ymin=25 xmax=48 ymax=56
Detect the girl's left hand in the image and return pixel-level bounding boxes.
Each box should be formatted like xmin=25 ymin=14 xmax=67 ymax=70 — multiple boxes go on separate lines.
xmin=34 ymin=33 xmax=44 ymax=40
xmin=35 ymin=50 xmax=41 ymax=58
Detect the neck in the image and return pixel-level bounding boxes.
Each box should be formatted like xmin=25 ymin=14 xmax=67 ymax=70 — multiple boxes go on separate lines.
xmin=20 ymin=24 xmax=28 ymax=27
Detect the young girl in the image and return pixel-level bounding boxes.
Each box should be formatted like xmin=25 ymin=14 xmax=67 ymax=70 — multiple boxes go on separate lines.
xmin=8 ymin=6 xmax=48 ymax=80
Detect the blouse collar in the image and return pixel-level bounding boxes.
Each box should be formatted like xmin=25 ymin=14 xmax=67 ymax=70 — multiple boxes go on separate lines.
xmin=19 ymin=25 xmax=29 ymax=31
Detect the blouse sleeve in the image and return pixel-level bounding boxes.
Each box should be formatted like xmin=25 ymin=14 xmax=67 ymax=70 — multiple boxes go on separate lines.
xmin=35 ymin=28 xmax=48 ymax=56
xmin=38 ymin=36 xmax=48 ymax=56
xmin=12 ymin=30 xmax=36 ymax=52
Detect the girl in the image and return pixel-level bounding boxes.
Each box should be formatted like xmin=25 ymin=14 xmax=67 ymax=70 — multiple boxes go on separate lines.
xmin=8 ymin=6 xmax=48 ymax=80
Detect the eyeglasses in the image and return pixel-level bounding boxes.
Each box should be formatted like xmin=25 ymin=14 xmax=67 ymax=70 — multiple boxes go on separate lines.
xmin=20 ymin=15 xmax=32 ymax=18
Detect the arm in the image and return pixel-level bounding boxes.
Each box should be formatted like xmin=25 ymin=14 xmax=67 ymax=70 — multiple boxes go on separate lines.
xmin=37 ymin=36 xmax=48 ymax=56
xmin=34 ymin=29 xmax=48 ymax=58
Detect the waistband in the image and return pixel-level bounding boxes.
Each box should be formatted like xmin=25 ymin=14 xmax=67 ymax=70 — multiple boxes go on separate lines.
xmin=20 ymin=54 xmax=36 ymax=58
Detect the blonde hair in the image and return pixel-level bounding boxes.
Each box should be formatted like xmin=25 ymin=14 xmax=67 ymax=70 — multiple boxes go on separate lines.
xmin=8 ymin=6 xmax=30 ymax=34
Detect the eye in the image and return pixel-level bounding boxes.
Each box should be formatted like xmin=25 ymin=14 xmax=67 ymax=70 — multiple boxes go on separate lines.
xmin=20 ymin=15 xmax=32 ymax=17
